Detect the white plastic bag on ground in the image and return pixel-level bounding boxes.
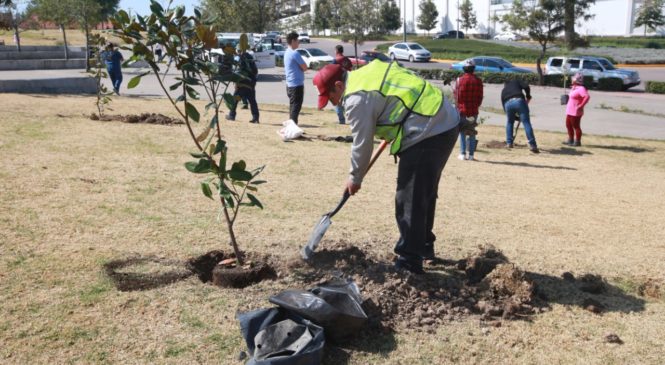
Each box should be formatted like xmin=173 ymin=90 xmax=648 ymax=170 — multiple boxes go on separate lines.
xmin=278 ymin=119 xmax=304 ymax=141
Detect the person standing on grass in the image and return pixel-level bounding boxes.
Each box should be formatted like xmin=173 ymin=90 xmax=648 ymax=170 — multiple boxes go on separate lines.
xmin=102 ymin=42 xmax=124 ymax=95
xmin=226 ymin=50 xmax=260 ymax=124
xmin=284 ymin=31 xmax=307 ymax=124
xmin=501 ymin=79 xmax=539 ymax=153
xmin=332 ymin=45 xmax=353 ymax=124
xmin=564 ymin=73 xmax=591 ymax=147
xmin=313 ymin=62 xmax=459 ymax=275
xmin=454 ymin=59 xmax=483 ymax=161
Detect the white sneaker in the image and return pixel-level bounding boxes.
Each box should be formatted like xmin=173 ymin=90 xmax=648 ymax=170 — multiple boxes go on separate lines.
xmin=457 ymin=154 xmax=466 ymax=161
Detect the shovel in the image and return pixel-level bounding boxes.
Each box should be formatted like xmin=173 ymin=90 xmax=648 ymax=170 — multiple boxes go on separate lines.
xmin=301 ymin=140 xmax=388 ymax=260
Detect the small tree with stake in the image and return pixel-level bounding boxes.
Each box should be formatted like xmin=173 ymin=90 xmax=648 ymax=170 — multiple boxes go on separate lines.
xmin=111 ymin=1 xmax=266 ymax=267
xmin=87 ymin=33 xmax=114 ymax=118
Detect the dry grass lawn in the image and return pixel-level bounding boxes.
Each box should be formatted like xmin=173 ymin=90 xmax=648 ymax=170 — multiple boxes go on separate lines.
xmin=1 ymin=94 xmax=664 ymax=364
xmin=1 ymin=29 xmax=122 ymax=47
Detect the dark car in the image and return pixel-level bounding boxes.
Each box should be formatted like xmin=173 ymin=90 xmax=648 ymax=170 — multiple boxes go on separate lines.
xmin=433 ymin=30 xmax=465 ymax=39
xmin=348 ymin=51 xmax=402 ymax=66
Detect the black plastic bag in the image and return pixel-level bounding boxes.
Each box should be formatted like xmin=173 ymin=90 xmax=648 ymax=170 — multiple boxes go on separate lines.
xmin=237 ymin=307 xmax=325 ymax=365
xmin=269 ymin=279 xmax=368 ymax=342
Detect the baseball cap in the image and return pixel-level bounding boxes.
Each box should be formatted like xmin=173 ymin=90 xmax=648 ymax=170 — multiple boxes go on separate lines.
xmin=312 ymin=64 xmax=345 ymax=109
xmin=463 ymin=59 xmax=475 ymax=67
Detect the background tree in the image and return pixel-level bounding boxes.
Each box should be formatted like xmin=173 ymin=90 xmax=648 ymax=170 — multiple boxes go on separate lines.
xmin=501 ymin=0 xmax=564 ymax=85
xmin=416 ymin=0 xmax=438 ymax=35
xmin=313 ymin=0 xmax=331 ymax=34
xmin=202 ymin=0 xmax=276 ymax=33
xmin=329 ymin=0 xmax=346 ymax=34
xmin=0 ymin=0 xmax=30 ymax=51
xmin=71 ymin=0 xmax=102 ymax=71
xmin=635 ymin=0 xmax=665 ymax=36
xmin=563 ymin=0 xmax=594 ymax=50
xmin=31 ymin=0 xmax=76 ymax=59
xmin=379 ymin=0 xmax=401 ymax=34
xmin=459 ymin=0 xmax=477 ymax=35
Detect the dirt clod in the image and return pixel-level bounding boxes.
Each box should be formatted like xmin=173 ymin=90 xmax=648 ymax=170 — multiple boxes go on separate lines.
xmin=561 ymin=272 xmax=575 ymax=282
xmin=604 ymin=333 xmax=623 ymax=344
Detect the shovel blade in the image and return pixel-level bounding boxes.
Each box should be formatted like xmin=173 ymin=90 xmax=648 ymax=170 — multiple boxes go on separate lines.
xmin=301 ymin=214 xmax=332 ymax=260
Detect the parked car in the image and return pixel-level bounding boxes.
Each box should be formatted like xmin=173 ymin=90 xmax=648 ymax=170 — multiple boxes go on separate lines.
xmin=347 ymin=51 xmax=388 ymax=66
xmin=545 ymin=56 xmax=641 ymax=90
xmin=433 ymin=30 xmax=465 ymax=39
xmin=451 ymin=57 xmax=533 ymax=73
xmin=493 ymin=31 xmax=522 ymax=41
xmin=260 ymin=42 xmax=285 ymax=60
xmin=296 ymin=48 xmax=334 ymax=68
xmin=388 ymin=42 xmax=431 ymax=62
xmin=265 ymin=31 xmax=282 ymax=43
xmin=298 ymin=32 xmax=310 ymax=43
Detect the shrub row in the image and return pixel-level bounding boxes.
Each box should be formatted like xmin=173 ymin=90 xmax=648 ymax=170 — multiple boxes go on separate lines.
xmin=645 ymin=81 xmax=665 ymax=94
xmin=542 ymin=74 xmax=594 ymax=89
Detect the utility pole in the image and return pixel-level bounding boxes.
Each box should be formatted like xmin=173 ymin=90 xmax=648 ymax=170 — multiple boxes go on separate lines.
xmin=487 ymin=0 xmax=491 ymax=38
xmin=456 ymin=0 xmax=460 ymax=38
xmin=403 ymin=0 xmax=407 ymax=41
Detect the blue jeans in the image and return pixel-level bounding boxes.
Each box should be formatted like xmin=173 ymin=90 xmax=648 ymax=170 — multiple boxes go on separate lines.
xmin=458 ymin=133 xmax=477 ymax=156
xmin=335 ymin=105 xmax=345 ymax=124
xmin=504 ymin=98 xmax=536 ymax=146
xmin=107 ymin=66 xmax=122 ymax=93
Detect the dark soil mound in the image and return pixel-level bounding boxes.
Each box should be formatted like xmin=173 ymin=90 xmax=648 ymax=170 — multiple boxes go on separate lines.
xmin=189 ymin=250 xmax=277 ymax=289
xmin=285 ymin=242 xmax=540 ymax=331
xmin=104 ymin=256 xmax=193 ymax=291
xmin=89 ymin=113 xmax=183 ymax=125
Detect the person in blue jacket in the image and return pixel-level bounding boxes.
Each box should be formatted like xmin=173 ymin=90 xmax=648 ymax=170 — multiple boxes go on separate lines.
xmin=102 ymin=42 xmax=124 ymax=95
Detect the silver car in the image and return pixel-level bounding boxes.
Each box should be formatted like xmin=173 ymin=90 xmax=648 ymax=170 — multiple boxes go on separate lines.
xmin=545 ymin=56 xmax=641 ymax=90
xmin=388 ymin=42 xmax=431 ymax=63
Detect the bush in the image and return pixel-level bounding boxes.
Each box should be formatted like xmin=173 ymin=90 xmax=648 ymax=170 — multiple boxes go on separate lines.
xmin=597 ymin=77 xmax=624 ymax=91
xmin=645 ymin=41 xmax=662 ymax=49
xmin=646 ymin=81 xmax=665 ymax=94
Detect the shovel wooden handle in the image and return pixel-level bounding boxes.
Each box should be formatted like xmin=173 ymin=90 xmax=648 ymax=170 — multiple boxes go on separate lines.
xmin=329 ymin=139 xmax=389 ymax=218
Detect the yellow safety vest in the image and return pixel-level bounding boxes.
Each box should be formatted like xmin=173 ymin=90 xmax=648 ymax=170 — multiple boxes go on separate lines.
xmin=344 ymin=60 xmax=443 ymax=154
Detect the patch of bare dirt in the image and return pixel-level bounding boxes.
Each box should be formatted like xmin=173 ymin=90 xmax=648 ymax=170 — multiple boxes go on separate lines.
xmin=638 ymin=279 xmax=662 ymax=299
xmin=282 ymin=243 xmax=541 ymax=331
xmin=89 ymin=113 xmax=183 ymax=125
xmin=188 ymin=250 xmax=277 ymax=289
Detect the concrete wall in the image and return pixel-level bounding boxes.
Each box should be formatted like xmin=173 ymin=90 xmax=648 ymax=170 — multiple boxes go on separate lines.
xmin=0 ymin=51 xmax=87 ymax=60
xmin=0 ymin=77 xmax=97 ymax=94
xmin=0 ymin=59 xmax=87 ymax=71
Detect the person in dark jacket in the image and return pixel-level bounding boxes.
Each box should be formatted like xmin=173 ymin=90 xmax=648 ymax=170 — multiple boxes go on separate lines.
xmin=226 ymin=50 xmax=260 ymax=123
xmin=501 ymin=79 xmax=539 ymax=153
xmin=101 ymin=42 xmax=124 ymax=95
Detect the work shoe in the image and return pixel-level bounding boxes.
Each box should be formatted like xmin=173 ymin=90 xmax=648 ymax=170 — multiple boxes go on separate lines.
xmin=394 ymin=257 xmax=425 ymax=275
xmin=468 ymin=155 xmax=475 ymax=161
xmin=249 ymin=119 xmax=260 ymax=124
xmin=241 ymin=104 xmax=249 ymax=109
xmin=573 ymin=140 xmax=581 ymax=147
xmin=506 ymin=143 xmax=514 ymax=149
xmin=225 ymin=115 xmax=235 ymax=121
xmin=457 ymin=153 xmax=466 ymax=161
xmin=563 ymin=139 xmax=573 ymax=146
xmin=529 ymin=144 xmax=540 ymax=154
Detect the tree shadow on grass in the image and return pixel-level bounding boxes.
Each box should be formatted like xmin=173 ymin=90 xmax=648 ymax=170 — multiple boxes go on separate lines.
xmin=104 ymin=256 xmax=193 ymax=292
xmin=527 ymin=272 xmax=646 ymax=314
xmin=483 ymin=160 xmax=577 ymax=171
xmin=547 ymin=147 xmax=593 ymax=156
xmin=585 ymin=144 xmax=655 ymax=153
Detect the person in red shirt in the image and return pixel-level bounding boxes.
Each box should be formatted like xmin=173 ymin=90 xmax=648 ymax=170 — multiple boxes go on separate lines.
xmin=454 ymin=59 xmax=484 ymax=160
xmin=333 ymin=45 xmax=353 ymax=124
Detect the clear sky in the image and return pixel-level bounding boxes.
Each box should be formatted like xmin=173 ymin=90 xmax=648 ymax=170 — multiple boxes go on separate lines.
xmin=118 ymin=0 xmax=201 ymax=17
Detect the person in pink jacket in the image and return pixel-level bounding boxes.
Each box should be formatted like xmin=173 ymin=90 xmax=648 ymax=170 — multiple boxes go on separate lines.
xmin=564 ymin=73 xmax=591 ymax=146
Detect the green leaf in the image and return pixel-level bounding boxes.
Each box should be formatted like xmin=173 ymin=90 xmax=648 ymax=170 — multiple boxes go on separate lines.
xmin=127 ymin=75 xmax=142 ymax=89
xmin=117 ymin=10 xmax=130 ymax=24
xmin=213 ymin=139 xmax=226 ymax=155
xmin=185 ymin=102 xmax=200 ymax=122
xmin=231 ymin=160 xmax=246 ymax=172
xmin=150 ymin=1 xmax=164 ymax=15
xmin=225 ymin=196 xmax=235 ymax=208
xmin=222 ymin=93 xmax=235 ymax=109
xmin=246 ymin=185 xmax=257 ymax=192
xmin=175 ymin=95 xmax=185 ymax=103
xmin=189 ymin=152 xmax=207 ymax=158
xmin=247 ymin=193 xmax=263 ymax=209
xmin=209 ymin=115 xmax=219 ymax=128
xmin=201 ymin=181 xmax=213 ymax=200
xmin=205 ymin=102 xmax=217 ymax=112
xmin=229 ymin=170 xmax=252 ymax=181
xmin=184 ymin=158 xmax=211 ymax=173
xmin=250 ymin=180 xmax=267 ymax=185
xmin=186 ymin=86 xmax=200 ymax=100
xmin=169 ymin=81 xmax=183 ymax=91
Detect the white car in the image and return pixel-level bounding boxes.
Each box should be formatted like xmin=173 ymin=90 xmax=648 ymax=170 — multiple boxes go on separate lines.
xmin=298 ymin=32 xmax=310 ymax=43
xmin=388 ymin=42 xmax=431 ymax=62
xmin=493 ymin=32 xmax=521 ymax=41
xmin=261 ymin=42 xmax=285 ymax=60
xmin=296 ymin=48 xmax=333 ymax=68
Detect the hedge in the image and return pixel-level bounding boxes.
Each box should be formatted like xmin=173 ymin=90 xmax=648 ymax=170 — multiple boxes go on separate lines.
xmin=542 ymin=74 xmax=594 ymax=88
xmin=645 ymin=81 xmax=665 ymax=94
xmin=409 ymin=68 xmax=538 ymax=85
xmin=596 ymin=77 xmax=624 ymax=91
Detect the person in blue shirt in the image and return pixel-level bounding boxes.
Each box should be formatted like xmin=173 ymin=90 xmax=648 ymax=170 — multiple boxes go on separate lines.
xmin=283 ymin=32 xmax=308 ymax=124
xmin=101 ymin=42 xmax=124 ymax=95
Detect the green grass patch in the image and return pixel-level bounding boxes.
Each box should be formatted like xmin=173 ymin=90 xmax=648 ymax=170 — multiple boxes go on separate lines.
xmin=79 ymin=282 xmax=111 ymax=305
xmin=180 ymin=309 xmax=206 ymax=329
xmin=164 ymin=341 xmax=196 ymax=358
